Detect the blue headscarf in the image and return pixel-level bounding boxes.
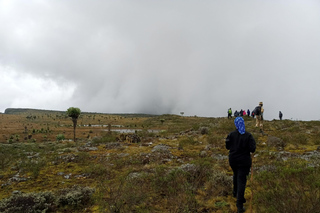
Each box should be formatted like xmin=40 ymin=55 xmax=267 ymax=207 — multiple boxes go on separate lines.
xmin=234 ymin=117 xmax=245 ymax=134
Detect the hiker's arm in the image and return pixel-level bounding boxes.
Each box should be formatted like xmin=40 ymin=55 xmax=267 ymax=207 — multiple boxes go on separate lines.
xmin=225 ymin=134 xmax=231 ymax=150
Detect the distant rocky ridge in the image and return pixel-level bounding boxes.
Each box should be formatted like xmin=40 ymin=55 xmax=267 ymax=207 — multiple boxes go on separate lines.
xmin=4 ymin=108 xmax=158 ymax=117
xmin=4 ymin=108 xmax=65 ymax=114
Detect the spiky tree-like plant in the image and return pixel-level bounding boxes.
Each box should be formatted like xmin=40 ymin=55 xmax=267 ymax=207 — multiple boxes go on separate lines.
xmin=66 ymin=107 xmax=81 ymax=142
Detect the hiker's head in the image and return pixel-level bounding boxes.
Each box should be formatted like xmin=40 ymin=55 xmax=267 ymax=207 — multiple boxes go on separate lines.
xmin=259 ymin=102 xmax=263 ymax=106
xmin=234 ymin=117 xmax=245 ymax=134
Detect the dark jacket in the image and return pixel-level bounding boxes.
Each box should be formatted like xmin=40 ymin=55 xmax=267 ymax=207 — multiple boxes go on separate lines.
xmin=226 ymin=130 xmax=256 ymax=167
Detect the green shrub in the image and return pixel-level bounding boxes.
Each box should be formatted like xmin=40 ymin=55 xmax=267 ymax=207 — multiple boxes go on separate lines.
xmin=56 ymin=134 xmax=65 ymax=141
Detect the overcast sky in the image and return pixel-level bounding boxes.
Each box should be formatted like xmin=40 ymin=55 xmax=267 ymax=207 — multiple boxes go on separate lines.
xmin=1 ymin=0 xmax=320 ymax=121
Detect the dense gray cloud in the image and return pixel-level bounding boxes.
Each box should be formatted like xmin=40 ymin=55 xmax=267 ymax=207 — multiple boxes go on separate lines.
xmin=1 ymin=0 xmax=320 ymax=120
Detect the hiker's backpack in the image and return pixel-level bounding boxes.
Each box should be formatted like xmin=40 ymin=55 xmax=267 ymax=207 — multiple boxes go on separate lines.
xmin=254 ymin=106 xmax=261 ymax=116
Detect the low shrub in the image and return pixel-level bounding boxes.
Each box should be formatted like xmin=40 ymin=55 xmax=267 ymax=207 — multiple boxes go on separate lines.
xmin=199 ymin=127 xmax=209 ymax=135
xmin=204 ymin=170 xmax=232 ymax=198
xmin=267 ymin=136 xmax=286 ymax=149
xmin=0 ymin=186 xmax=95 ymax=213
xmin=92 ymin=133 xmax=118 ymax=144
xmin=56 ymin=185 xmax=95 ymax=208
xmin=0 ymin=191 xmax=56 ymax=213
xmin=253 ymin=161 xmax=320 ymax=213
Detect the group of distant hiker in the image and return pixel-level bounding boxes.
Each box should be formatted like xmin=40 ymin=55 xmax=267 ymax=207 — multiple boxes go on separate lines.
xmin=228 ymin=102 xmax=284 ymax=131
xmin=228 ymin=108 xmax=251 ymax=118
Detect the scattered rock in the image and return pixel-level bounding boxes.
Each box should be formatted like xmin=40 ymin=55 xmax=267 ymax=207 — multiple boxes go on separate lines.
xmin=78 ymin=146 xmax=98 ymax=152
xmin=179 ymin=163 xmax=197 ymax=173
xmin=199 ymin=151 xmax=207 ymax=157
xmin=267 ymin=136 xmax=286 ymax=149
xmin=105 ymin=142 xmax=122 ymax=149
xmin=140 ymin=142 xmax=153 ymax=146
xmin=74 ymin=173 xmax=90 ymax=179
xmin=118 ymin=153 xmax=129 ymax=158
xmin=127 ymin=172 xmax=143 ymax=180
xmin=64 ymin=173 xmax=72 ymax=179
xmin=212 ymin=154 xmax=228 ymax=161
xmin=57 ymin=154 xmax=77 ymax=163
xmin=10 ymin=174 xmax=28 ymax=182
xmin=177 ymin=159 xmax=184 ymax=164
xmin=254 ymin=165 xmax=277 ymax=173
xmin=12 ymin=190 xmax=21 ymax=195
xmin=1 ymin=183 xmax=11 ymax=187
xmin=152 ymin=144 xmax=171 ymax=152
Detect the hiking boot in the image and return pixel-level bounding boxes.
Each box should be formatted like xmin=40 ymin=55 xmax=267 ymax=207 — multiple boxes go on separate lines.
xmin=237 ymin=207 xmax=245 ymax=213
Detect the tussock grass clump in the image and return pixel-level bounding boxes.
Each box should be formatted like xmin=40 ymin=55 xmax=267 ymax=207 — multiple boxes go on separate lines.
xmin=179 ymin=136 xmax=198 ymax=149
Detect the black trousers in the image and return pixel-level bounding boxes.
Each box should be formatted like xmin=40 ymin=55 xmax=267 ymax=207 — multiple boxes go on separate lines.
xmin=231 ymin=165 xmax=250 ymax=208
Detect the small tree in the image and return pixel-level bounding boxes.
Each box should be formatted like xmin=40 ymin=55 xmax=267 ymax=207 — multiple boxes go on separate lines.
xmin=66 ymin=107 xmax=81 ymax=142
xmin=160 ymin=119 xmax=165 ymax=125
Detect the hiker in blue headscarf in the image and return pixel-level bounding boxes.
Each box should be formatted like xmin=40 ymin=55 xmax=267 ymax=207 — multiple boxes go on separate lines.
xmin=226 ymin=117 xmax=256 ymax=213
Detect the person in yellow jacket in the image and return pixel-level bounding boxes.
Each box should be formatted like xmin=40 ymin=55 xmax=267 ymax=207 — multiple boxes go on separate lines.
xmin=255 ymin=102 xmax=264 ymax=130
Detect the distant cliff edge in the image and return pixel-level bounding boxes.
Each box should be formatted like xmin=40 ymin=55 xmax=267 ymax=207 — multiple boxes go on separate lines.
xmin=4 ymin=108 xmax=64 ymax=114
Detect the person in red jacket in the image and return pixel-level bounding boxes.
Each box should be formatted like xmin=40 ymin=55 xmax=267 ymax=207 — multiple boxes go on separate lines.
xmin=226 ymin=117 xmax=256 ymax=213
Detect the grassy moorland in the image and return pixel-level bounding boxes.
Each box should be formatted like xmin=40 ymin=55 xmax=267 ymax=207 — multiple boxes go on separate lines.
xmin=0 ymin=109 xmax=319 ymax=213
